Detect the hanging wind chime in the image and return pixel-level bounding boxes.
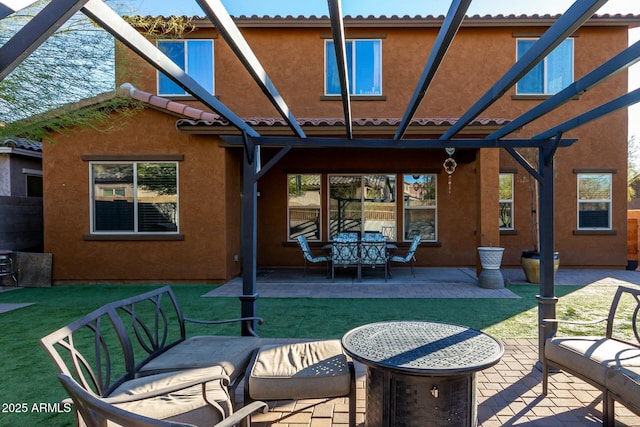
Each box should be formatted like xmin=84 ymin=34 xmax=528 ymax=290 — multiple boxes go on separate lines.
xmin=443 ymin=147 xmax=457 ymax=194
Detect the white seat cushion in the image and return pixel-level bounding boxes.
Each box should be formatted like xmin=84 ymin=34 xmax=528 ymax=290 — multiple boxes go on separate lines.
xmin=248 ymin=340 xmax=351 ymax=400
xmin=138 ymin=335 xmax=261 ymax=381
xmin=109 ymin=366 xmax=229 ymax=426
xmin=546 ymin=337 xmax=640 ymax=385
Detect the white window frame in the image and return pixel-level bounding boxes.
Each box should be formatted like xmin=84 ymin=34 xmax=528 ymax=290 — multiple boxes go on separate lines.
xmin=499 ymin=173 xmax=514 ymax=230
xmin=516 ymin=37 xmax=574 ymax=95
xmin=402 ymin=174 xmax=437 ymax=242
xmin=324 ymin=39 xmax=382 ymax=96
xmin=89 ymin=161 xmax=180 ymax=234
xmin=287 ymin=174 xmax=322 ymax=241
xmin=577 ymin=173 xmax=612 ymax=230
xmin=157 ymin=39 xmax=215 ymax=96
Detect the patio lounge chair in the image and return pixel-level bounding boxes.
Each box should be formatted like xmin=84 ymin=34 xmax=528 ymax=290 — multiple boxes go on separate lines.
xmin=296 ymin=235 xmax=330 ymax=276
xmin=57 ymin=373 xmax=268 ymax=427
xmin=360 ymin=240 xmax=389 ymax=281
xmin=389 ymin=235 xmax=421 ymax=277
xmin=331 ymin=241 xmax=359 ymax=280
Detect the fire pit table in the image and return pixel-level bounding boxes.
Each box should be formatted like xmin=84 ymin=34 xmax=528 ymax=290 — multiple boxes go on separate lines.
xmin=341 ymin=321 xmax=504 ymax=427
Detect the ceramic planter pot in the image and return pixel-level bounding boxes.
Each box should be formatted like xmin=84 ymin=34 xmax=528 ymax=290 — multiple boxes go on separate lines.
xmin=520 ymin=250 xmax=559 ymax=284
xmin=477 ymin=247 xmax=504 ymax=270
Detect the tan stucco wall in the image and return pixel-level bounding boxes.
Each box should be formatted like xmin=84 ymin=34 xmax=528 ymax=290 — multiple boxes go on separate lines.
xmin=46 ymin=21 xmax=631 ymax=283
xmin=43 ymin=109 xmax=237 ymax=283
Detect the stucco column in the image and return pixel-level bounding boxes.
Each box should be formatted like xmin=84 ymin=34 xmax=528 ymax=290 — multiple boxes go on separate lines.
xmin=475 ymin=148 xmax=500 ymax=276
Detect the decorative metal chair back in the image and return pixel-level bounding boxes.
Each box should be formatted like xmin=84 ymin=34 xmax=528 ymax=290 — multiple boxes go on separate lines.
xmin=332 ymin=241 xmax=359 ymax=266
xmin=360 ymin=241 xmax=387 ymax=266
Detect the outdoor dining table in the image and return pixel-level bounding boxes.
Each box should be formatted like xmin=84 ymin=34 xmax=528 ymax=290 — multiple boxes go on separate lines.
xmin=341 ymin=320 xmax=504 ymax=427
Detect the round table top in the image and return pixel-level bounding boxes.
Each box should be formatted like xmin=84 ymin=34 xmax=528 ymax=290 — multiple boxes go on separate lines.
xmin=341 ymin=321 xmax=504 ymax=376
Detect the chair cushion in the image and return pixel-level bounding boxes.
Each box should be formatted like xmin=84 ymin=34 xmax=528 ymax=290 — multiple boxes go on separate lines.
xmin=545 ymin=337 xmax=640 ymax=385
xmin=138 ymin=335 xmax=262 ymax=381
xmin=606 ymin=366 xmax=640 ymax=410
xmin=248 ymin=340 xmax=351 ymax=400
xmin=109 ymin=366 xmax=228 ymax=425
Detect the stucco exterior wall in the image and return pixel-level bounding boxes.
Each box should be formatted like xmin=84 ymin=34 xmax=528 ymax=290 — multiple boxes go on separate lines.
xmin=43 ymin=109 xmax=234 ymax=283
xmin=46 ymin=18 xmax=632 ymax=283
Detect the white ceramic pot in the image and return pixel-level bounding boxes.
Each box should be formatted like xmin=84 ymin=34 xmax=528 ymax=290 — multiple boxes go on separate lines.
xmin=477 ymin=247 xmax=504 ymax=270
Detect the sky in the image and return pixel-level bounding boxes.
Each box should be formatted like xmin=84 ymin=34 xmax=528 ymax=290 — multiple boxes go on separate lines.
xmin=129 ymin=0 xmax=640 ymax=139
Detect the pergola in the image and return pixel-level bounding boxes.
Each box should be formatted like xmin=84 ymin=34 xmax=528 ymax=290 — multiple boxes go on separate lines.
xmin=2 ymin=0 xmax=640 ymax=364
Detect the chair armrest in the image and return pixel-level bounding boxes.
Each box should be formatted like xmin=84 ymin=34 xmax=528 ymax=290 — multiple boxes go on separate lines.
xmin=542 ymin=317 xmax=608 ymax=326
xmin=541 ymin=317 xmax=608 ymax=340
xmin=104 ymin=373 xmax=230 ymax=405
xmin=213 ymin=401 xmax=269 ymax=427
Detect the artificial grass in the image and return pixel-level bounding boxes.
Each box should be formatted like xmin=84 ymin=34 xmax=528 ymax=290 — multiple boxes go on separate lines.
xmin=0 ymin=282 xmax=624 ymax=427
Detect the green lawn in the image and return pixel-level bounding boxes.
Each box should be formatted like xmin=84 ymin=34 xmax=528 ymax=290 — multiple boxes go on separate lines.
xmin=0 ymin=282 xmax=627 ymax=427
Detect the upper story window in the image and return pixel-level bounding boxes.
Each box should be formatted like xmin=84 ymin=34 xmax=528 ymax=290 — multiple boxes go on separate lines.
xmin=577 ymin=173 xmax=612 ymax=230
xmin=91 ymin=162 xmax=179 ymax=233
xmin=499 ymin=173 xmax=514 ymax=230
xmin=325 ymin=39 xmax=382 ymax=96
xmin=516 ymin=38 xmax=573 ymax=95
xmin=157 ymin=40 xmax=214 ymax=96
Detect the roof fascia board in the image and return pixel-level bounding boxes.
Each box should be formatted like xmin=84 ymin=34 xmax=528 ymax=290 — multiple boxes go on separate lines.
xmin=183 ymin=15 xmax=640 ymax=29
xmin=81 ymin=0 xmax=259 ymax=137
xmin=0 ymin=147 xmax=43 ymax=158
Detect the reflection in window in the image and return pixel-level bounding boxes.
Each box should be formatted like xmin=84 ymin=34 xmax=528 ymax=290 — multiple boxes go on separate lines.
xmin=288 ymin=174 xmax=321 ymax=240
xmin=516 ymin=38 xmax=573 ymax=95
xmin=499 ymin=173 xmax=514 ymax=229
xmin=157 ymin=39 xmax=214 ymax=96
xmin=325 ymin=40 xmax=382 ymax=95
xmin=577 ymin=173 xmax=611 ymax=229
xmin=329 ymin=175 xmax=395 ymax=240
xmin=403 ymin=174 xmax=436 ymax=241
xmin=91 ymin=162 xmax=178 ymax=233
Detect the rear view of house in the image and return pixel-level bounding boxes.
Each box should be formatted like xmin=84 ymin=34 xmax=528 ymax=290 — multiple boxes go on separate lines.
xmin=40 ymin=13 xmax=639 ymax=284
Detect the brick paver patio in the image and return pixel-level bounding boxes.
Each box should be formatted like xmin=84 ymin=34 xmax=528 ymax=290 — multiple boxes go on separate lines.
xmin=237 ymin=338 xmax=640 ymax=427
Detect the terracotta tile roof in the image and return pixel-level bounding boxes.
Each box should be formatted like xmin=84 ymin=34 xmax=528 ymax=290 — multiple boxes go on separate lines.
xmin=0 ymin=137 xmax=42 ymax=152
xmin=133 ymin=13 xmax=640 ymax=28
xmin=117 ymin=84 xmax=509 ymax=135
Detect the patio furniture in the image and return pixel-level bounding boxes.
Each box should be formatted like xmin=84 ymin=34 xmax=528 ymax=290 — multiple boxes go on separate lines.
xmin=542 ymin=285 xmax=640 ymax=426
xmin=296 ymin=235 xmax=330 ymax=277
xmin=331 ymin=241 xmax=360 ymax=280
xmin=359 ymin=240 xmax=389 ymax=281
xmin=58 ymin=373 xmax=268 ymax=427
xmin=335 ymin=231 xmax=359 ymax=241
xmin=0 ymin=250 xmax=17 ymax=286
xmin=389 ymin=235 xmax=421 ymax=277
xmin=362 ymin=231 xmax=385 ymax=241
xmin=41 ymin=286 xmax=264 ymax=426
xmin=244 ymin=340 xmax=356 ymax=427
xmin=342 ymin=321 xmax=503 ymax=427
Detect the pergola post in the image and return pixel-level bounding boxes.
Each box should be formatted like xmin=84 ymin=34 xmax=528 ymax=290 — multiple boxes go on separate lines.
xmin=536 ymin=145 xmax=558 ymax=365
xmin=240 ymin=142 xmax=259 ymax=336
